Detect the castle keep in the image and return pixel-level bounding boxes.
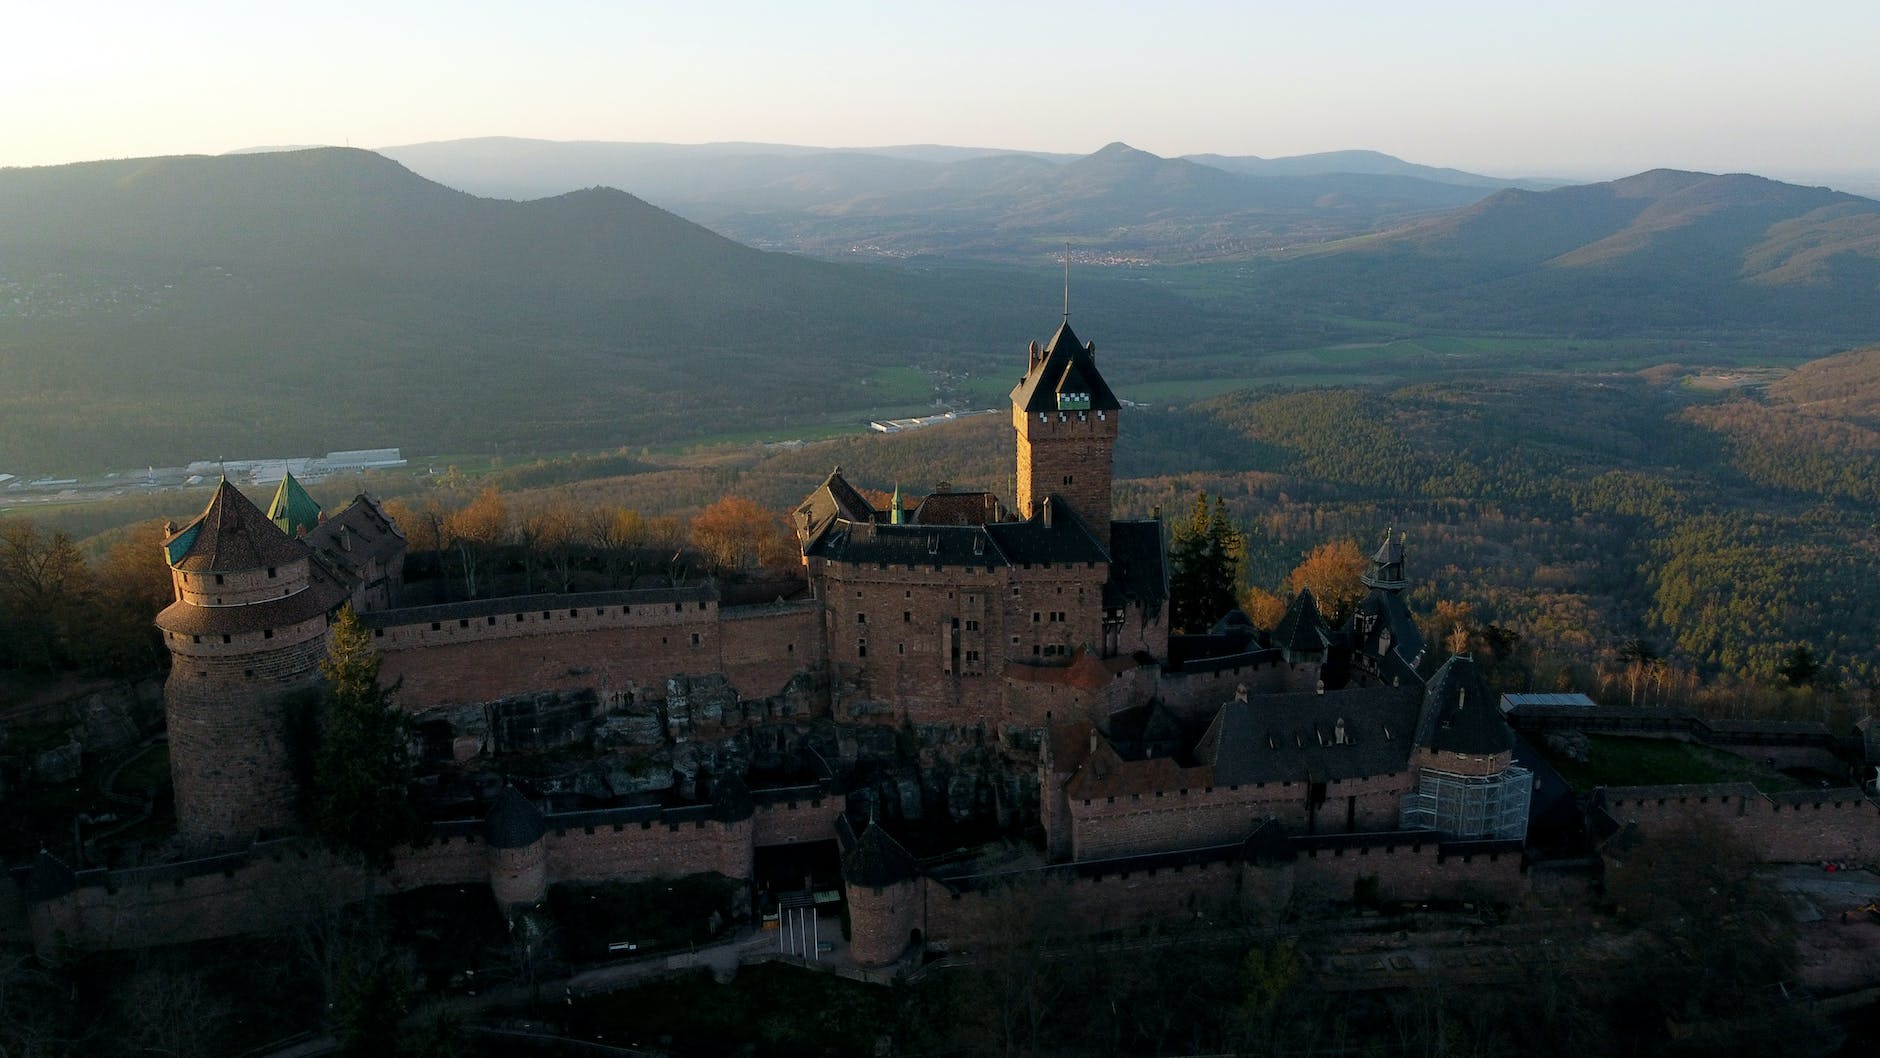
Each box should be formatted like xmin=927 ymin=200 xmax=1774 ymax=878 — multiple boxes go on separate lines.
xmin=26 ymin=311 xmax=1565 ymax=963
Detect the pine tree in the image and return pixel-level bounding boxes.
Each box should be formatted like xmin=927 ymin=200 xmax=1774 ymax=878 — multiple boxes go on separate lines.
xmin=313 ymin=607 xmax=419 ymax=870
xmin=1168 ymin=492 xmax=1244 ymax=633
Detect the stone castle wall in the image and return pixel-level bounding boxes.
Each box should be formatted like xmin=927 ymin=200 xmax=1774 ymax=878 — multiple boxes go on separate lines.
xmin=370 ymin=597 xmax=821 ymax=714
xmin=1600 ymin=785 xmax=1880 ymax=863
xmin=1064 ymin=772 xmax=1416 ymax=861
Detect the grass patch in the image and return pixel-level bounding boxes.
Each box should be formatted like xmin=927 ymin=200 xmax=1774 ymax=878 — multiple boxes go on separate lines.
xmin=565 ymin=963 xmax=894 ymax=1057
xmin=1542 ymin=734 xmax=1811 ymax=793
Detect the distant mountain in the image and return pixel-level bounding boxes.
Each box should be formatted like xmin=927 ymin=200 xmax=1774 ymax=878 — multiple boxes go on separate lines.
xmin=1257 ymin=169 xmax=1880 ymax=335
xmin=1182 ymin=150 xmax=1560 ymax=191
xmin=0 ymin=148 xmax=1213 ymax=470
xmin=379 ymin=138 xmax=1509 ymax=262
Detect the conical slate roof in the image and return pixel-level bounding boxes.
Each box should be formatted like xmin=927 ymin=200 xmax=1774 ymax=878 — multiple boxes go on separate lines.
xmin=842 ymin=821 xmax=921 ymax=887
xmin=1273 ymin=588 xmax=1329 ymax=656
xmin=1415 ymin=655 xmax=1512 ymax=756
xmin=485 ymin=786 xmax=546 ymax=850
xmin=1011 ymin=320 xmax=1120 ymax=414
xmin=267 ymin=472 xmax=322 ymax=537
xmin=1361 ymin=527 xmax=1408 ymax=590
xmin=164 ymin=479 xmax=308 ymax=572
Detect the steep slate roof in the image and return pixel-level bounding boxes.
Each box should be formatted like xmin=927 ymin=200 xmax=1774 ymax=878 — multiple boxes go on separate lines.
xmin=164 ymin=480 xmax=309 ymax=572
xmin=795 ymin=468 xmax=877 ymax=549
xmin=1010 ymin=320 xmax=1120 ymax=414
xmin=1362 ymin=528 xmax=1408 ymax=589
xmin=1063 ymin=736 xmax=1206 ymax=800
xmin=267 ymin=473 xmax=323 ymax=537
xmin=303 ymin=494 xmax=406 ymax=579
xmin=982 ymin=503 xmax=1110 ymax=566
xmin=1414 ymin=655 xmax=1513 ymax=756
xmin=1274 ymin=589 xmax=1330 ymax=656
xmin=1350 ymin=588 xmax=1428 ymax=684
xmin=842 ymin=821 xmax=922 ymax=887
xmin=911 ymin=490 xmax=1002 ymax=526
xmin=1196 ymin=686 xmax=1423 ymax=785
xmin=805 ymin=521 xmax=999 ymax=568
xmin=485 ymin=786 xmax=547 ymax=849
xmin=1103 ymin=519 xmax=1167 ymax=614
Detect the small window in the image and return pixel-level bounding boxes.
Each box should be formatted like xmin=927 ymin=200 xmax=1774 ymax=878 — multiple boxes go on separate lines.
xmin=674 ymin=602 xmax=683 ymax=612
xmin=787 ymin=643 xmax=794 ymax=654
xmin=903 ymin=611 xmax=911 ymax=623
xmin=858 ymin=640 xmax=868 ymax=658
xmin=374 ymin=628 xmax=384 ymax=638
xmin=1033 ymin=644 xmax=1041 ymax=656
xmin=244 ymin=668 xmax=254 ymax=678
xmin=1033 ymin=612 xmax=1041 ymax=623
xmin=857 ymin=613 xmax=867 ymax=624
xmin=221 ymin=634 xmax=231 ymax=644
xmin=1062 ymin=475 xmax=1073 ymax=486
xmin=263 ymin=628 xmax=274 ymax=639
xmin=691 ymin=632 xmax=701 ymax=645
xmin=191 ymin=635 xmax=201 ymax=644
xmin=897 ymin=643 xmax=904 ymax=655
xmin=431 ymin=622 xmax=441 ymax=631
xmin=460 ymin=619 xmax=470 ymax=628
xmin=266 ymin=567 xmax=277 ymax=579
xmin=214 ymin=574 xmax=224 ymax=585
xmin=487 ymin=616 xmax=496 ymax=625
xmin=542 ymin=611 xmax=551 ymax=620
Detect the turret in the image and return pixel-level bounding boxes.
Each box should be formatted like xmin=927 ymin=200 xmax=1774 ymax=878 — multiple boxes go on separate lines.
xmin=156 ymin=481 xmax=335 ymax=850
xmin=1361 ymin=528 xmax=1408 ymax=591
xmin=485 ymin=786 xmax=549 ymax=913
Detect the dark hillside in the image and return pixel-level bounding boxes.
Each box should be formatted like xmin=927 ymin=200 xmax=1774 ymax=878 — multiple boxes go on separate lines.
xmin=0 ymin=149 xmax=1217 ymax=471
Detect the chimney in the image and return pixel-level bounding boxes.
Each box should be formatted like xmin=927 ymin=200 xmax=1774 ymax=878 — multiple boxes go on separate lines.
xmin=340 ymin=525 xmax=353 ymax=552
xmin=1028 ymin=340 xmax=1041 ymax=368
xmin=1042 ymin=496 xmax=1053 ymax=528
xmin=1335 ymin=718 xmax=1348 ymax=745
xmin=1234 ymin=683 xmax=1249 ymax=703
xmin=1315 ymin=679 xmax=1325 ymax=696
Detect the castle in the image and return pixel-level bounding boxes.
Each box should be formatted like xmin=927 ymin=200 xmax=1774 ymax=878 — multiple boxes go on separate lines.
xmin=25 ymin=312 xmax=1551 ymax=964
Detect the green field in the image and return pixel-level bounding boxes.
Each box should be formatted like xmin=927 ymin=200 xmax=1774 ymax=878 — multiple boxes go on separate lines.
xmin=1539 ymin=735 xmax=1810 ymax=794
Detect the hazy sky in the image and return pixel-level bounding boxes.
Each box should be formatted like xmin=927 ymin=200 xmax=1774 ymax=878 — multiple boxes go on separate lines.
xmin=7 ymin=0 xmax=1878 ymax=180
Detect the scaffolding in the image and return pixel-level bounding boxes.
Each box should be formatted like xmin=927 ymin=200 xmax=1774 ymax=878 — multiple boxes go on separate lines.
xmin=1399 ymin=765 xmax=1532 ymax=840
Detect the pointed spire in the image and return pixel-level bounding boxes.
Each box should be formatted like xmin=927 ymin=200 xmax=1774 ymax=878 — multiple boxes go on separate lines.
xmin=1063 ymin=240 xmax=1071 ymax=322
xmin=267 ymin=472 xmax=322 ymax=537
xmin=1360 ymin=526 xmax=1409 ymax=591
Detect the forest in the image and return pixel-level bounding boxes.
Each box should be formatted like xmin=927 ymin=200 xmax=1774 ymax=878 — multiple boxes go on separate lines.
xmin=4 ymin=345 xmax=1876 ymax=719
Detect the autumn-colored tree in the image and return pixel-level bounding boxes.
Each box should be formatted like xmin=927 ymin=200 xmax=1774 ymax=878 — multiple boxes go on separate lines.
xmin=1416 ymin=599 xmax=1477 ymax=656
xmin=587 ymin=506 xmax=648 ymax=587
xmin=1239 ymin=587 xmax=1287 ymax=632
xmin=690 ymin=496 xmax=779 ymax=573
xmin=442 ymin=487 xmax=506 ymax=597
xmin=1284 ymin=540 xmax=1367 ymax=623
xmin=86 ymin=520 xmax=178 ymax=674
xmin=380 ymin=496 xmax=447 ymax=553
xmin=0 ymin=520 xmax=92 ymax=671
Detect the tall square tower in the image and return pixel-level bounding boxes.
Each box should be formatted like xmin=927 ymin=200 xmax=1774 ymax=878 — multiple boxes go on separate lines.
xmin=1010 ymin=320 xmax=1120 ymax=530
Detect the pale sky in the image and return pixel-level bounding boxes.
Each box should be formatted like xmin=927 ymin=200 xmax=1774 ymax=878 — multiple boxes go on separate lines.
xmin=6 ymin=0 xmax=1878 ymax=181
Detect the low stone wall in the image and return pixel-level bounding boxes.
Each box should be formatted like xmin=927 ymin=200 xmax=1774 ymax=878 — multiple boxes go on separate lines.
xmin=1598 ymin=784 xmax=1880 ymax=863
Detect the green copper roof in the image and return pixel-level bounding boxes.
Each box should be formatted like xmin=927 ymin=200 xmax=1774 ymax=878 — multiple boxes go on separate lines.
xmin=267 ymin=472 xmax=322 ymax=537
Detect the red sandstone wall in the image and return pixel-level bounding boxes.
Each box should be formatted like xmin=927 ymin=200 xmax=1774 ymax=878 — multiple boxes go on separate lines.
xmin=1066 ymin=773 xmax=1414 ymax=860
xmin=1291 ymin=841 xmax=1527 ymax=902
xmin=751 ymin=798 xmax=844 ymax=847
xmin=375 ymin=603 xmax=817 ymax=713
xmin=1013 ymin=404 xmax=1117 ymax=529
xmin=847 ymin=879 xmax=917 ymax=966
xmin=1603 ymin=788 xmax=1880 ymax=863
xmin=544 ymin=817 xmax=754 ymax=883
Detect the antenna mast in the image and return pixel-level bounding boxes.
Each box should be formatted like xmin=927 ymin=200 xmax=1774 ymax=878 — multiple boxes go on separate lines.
xmin=1062 ymin=241 xmax=1070 ymax=321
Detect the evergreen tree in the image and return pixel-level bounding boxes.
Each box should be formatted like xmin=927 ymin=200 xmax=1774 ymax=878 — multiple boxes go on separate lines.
xmin=1167 ymin=492 xmax=1244 ymax=634
xmin=313 ymin=607 xmax=419 ymax=870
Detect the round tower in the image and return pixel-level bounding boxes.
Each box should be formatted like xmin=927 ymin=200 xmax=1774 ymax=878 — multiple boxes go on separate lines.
xmin=485 ymin=786 xmax=549 ymax=912
xmin=157 ymin=481 xmax=333 ymax=850
xmin=842 ymin=821 xmax=922 ymax=967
